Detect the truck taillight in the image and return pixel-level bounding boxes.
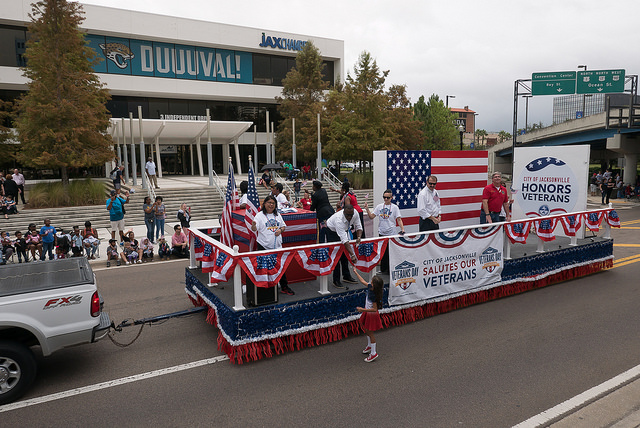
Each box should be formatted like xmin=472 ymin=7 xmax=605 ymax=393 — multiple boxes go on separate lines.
xmin=91 ymin=291 xmax=101 ymax=317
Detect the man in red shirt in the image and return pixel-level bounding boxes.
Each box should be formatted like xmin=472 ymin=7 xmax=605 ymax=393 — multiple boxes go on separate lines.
xmin=480 ymin=171 xmax=511 ymax=224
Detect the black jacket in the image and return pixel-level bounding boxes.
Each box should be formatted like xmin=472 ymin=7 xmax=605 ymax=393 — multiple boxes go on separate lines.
xmin=310 ymin=188 xmax=335 ymax=222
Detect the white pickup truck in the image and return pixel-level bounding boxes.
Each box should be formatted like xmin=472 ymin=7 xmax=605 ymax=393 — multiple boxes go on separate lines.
xmin=0 ymin=258 xmax=111 ymax=404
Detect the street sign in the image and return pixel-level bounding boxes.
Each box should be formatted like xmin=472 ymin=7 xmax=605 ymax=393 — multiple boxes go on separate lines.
xmin=531 ymin=71 xmax=576 ymax=95
xmin=576 ymin=69 xmax=625 ymax=94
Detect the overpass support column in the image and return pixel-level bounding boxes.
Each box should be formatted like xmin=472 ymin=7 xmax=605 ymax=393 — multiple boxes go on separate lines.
xmin=607 ymin=133 xmax=640 ymax=184
xmin=623 ymin=153 xmax=637 ymax=184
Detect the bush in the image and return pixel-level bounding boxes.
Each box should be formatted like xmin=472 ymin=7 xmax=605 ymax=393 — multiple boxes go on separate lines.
xmin=26 ymin=179 xmax=108 ymax=208
xmin=344 ymin=172 xmax=373 ymax=189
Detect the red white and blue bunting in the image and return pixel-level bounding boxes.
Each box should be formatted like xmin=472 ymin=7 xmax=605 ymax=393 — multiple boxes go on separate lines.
xmin=294 ymin=245 xmax=343 ymax=276
xmin=351 ymin=239 xmax=387 ymax=272
xmin=505 ymin=220 xmax=532 ymax=244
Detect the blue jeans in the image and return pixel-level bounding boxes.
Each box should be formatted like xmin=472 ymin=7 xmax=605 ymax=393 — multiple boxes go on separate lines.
xmin=480 ymin=210 xmax=503 ymax=224
xmin=41 ymin=241 xmax=54 ymax=260
xmin=155 ymin=218 xmax=165 ymax=240
xmin=145 ymin=218 xmax=154 ymax=242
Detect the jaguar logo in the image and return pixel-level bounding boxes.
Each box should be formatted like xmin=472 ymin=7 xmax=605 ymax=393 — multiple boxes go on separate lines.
xmin=99 ymin=42 xmax=134 ymax=69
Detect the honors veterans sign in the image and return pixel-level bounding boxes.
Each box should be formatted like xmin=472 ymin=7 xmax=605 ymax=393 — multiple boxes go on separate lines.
xmin=388 ymin=227 xmax=504 ymax=306
xmin=512 ymin=146 xmax=589 ymax=238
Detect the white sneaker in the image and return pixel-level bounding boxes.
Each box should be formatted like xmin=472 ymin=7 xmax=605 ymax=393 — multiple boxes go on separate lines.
xmin=126 ymin=261 xmax=130 ymax=265
xmin=136 ymin=260 xmax=142 ymax=264
xmin=364 ymin=353 xmax=378 ymax=363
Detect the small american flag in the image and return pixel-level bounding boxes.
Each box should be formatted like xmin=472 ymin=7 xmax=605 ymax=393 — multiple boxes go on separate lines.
xmin=380 ymin=150 xmax=488 ymax=231
xmin=244 ymin=163 xmax=261 ymax=250
xmin=221 ymin=164 xmax=239 ymax=248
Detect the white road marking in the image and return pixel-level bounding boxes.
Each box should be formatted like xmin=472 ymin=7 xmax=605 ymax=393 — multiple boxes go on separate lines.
xmin=513 ymin=363 xmax=640 ymax=427
xmin=0 ymin=355 xmax=229 ymax=412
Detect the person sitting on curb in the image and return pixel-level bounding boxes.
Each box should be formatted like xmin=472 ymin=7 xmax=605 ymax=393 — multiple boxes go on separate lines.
xmin=171 ymin=225 xmax=189 ymax=258
xmin=106 ymin=239 xmax=121 ymax=267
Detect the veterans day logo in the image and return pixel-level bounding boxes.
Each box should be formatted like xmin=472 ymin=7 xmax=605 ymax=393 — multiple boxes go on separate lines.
xmin=391 ymin=260 xmax=419 ymax=290
xmin=516 ymin=156 xmax=578 ymax=217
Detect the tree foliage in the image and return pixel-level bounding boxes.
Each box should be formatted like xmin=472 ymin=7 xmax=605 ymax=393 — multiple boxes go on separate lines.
xmin=475 ymin=129 xmax=488 ymax=148
xmin=0 ymin=100 xmax=17 ymax=163
xmin=324 ymin=52 xmax=422 ymax=163
xmin=413 ymin=94 xmax=458 ymax=150
xmin=275 ymin=40 xmax=328 ymax=165
xmin=15 ymin=0 xmax=113 ymax=185
xmin=497 ymin=130 xmax=512 ymax=143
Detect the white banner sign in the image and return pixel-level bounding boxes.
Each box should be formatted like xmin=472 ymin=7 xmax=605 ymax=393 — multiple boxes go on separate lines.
xmin=388 ymin=227 xmax=504 ymax=306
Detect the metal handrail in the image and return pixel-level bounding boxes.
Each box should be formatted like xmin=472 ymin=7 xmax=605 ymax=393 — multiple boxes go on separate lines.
xmin=143 ymin=172 xmax=156 ymax=201
xmin=272 ymin=170 xmax=295 ymax=205
xmin=210 ymin=169 xmax=226 ymax=200
xmin=322 ymin=167 xmax=342 ymax=191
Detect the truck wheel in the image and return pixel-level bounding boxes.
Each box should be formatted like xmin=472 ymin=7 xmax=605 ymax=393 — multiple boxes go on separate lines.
xmin=0 ymin=341 xmax=37 ymax=405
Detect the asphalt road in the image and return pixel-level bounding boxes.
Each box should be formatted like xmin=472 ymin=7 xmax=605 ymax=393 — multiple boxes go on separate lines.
xmin=2 ymin=202 xmax=639 ymax=428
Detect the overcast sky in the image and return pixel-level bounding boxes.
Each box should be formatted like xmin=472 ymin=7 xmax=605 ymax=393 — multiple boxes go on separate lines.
xmin=77 ymin=0 xmax=640 ymax=133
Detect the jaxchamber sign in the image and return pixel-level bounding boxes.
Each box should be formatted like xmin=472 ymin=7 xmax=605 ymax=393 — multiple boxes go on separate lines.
xmin=512 ymin=146 xmax=589 ymax=237
xmin=388 ymin=227 xmax=503 ymax=306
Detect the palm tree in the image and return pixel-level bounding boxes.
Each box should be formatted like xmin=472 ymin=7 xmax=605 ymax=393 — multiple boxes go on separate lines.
xmin=476 ymin=129 xmax=488 ymax=149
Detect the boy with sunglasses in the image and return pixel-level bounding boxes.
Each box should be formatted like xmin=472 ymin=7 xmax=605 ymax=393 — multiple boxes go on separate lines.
xmin=364 ymin=190 xmax=405 ymax=273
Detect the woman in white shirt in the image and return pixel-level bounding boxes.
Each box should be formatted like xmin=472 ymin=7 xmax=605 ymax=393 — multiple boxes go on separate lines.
xmin=250 ymin=195 xmax=295 ymax=295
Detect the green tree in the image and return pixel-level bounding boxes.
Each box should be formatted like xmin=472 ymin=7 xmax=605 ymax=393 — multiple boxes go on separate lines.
xmin=413 ymin=94 xmax=458 ymax=150
xmin=475 ymin=129 xmax=488 ymax=148
xmin=325 ymin=52 xmax=390 ymax=163
xmin=325 ymin=52 xmax=421 ymax=165
xmin=0 ymin=100 xmax=18 ymax=164
xmin=15 ymin=0 xmax=113 ymax=186
xmin=275 ymin=40 xmax=329 ymax=166
xmin=497 ymin=130 xmax=512 ymax=144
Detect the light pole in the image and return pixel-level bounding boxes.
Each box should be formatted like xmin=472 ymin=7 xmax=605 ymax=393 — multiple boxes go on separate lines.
xmin=524 ymin=95 xmax=533 ymax=131
xmin=578 ymin=65 xmax=587 ymax=117
xmin=473 ymin=113 xmax=479 ymax=149
xmin=458 ymin=124 xmax=464 ymax=151
xmin=446 ymin=95 xmax=455 ymax=108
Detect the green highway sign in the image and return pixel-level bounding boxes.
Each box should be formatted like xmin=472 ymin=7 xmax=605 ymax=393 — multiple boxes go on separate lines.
xmin=531 ymin=71 xmax=576 ymax=95
xmin=576 ymin=69 xmax=625 ymax=94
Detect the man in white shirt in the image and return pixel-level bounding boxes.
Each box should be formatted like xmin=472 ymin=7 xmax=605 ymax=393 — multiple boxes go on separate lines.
xmin=364 ymin=189 xmax=405 ymax=272
xmin=416 ymin=175 xmax=441 ymax=232
xmin=326 ymin=205 xmax=361 ymax=289
xmin=145 ymin=157 xmax=159 ymax=189
xmin=12 ymin=168 xmax=27 ymax=205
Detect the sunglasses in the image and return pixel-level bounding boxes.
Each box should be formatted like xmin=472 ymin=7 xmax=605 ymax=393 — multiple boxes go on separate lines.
xmin=383 ymin=196 xmax=392 ymax=199
xmin=427 ymin=182 xmax=437 ymax=186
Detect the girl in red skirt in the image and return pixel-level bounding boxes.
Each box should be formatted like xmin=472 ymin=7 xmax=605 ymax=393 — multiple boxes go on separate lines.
xmin=354 ymin=269 xmax=384 ymax=362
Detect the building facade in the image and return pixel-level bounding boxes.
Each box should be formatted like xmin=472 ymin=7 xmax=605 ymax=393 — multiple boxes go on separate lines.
xmin=0 ymin=1 xmax=344 ymax=175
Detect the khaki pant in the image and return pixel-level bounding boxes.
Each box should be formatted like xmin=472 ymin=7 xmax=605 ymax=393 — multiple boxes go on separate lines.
xmin=148 ymin=174 xmax=159 ymax=188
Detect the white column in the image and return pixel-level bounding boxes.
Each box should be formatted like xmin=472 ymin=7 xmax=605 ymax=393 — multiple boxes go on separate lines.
xmin=234 ymin=139 xmax=242 ymax=174
xmin=138 ymin=106 xmax=147 ymax=190
xmin=121 ymin=118 xmax=129 ymax=183
xmin=155 ymin=136 xmax=163 ymax=178
xmin=206 ymin=109 xmax=213 ymax=186
xmin=196 ymin=136 xmax=204 ymax=176
xmin=129 ymin=113 xmax=137 ymax=187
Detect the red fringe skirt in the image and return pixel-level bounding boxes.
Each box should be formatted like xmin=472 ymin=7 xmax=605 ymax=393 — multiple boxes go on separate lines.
xmin=359 ymin=311 xmax=382 ymax=331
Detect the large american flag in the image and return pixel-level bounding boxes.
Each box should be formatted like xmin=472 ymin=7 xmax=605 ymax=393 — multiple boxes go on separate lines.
xmin=244 ymin=163 xmax=261 ymax=251
xmin=220 ymin=164 xmax=239 ymax=248
xmin=374 ymin=150 xmax=488 ymax=231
